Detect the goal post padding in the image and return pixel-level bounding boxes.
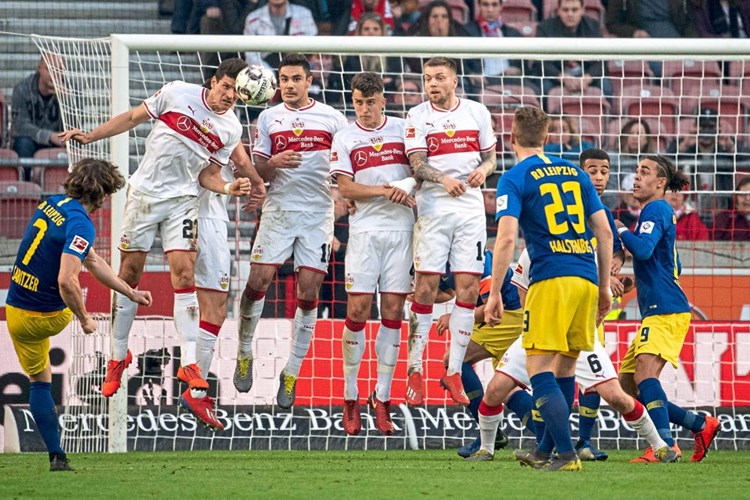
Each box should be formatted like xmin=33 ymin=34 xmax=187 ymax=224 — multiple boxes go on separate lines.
xmin=28 ymin=34 xmax=750 ymax=453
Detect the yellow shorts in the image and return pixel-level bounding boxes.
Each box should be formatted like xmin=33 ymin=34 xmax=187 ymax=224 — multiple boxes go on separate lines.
xmin=6 ymin=304 xmax=72 ymax=376
xmin=619 ymin=312 xmax=691 ymax=373
xmin=471 ymin=308 xmax=523 ymax=367
xmin=597 ymin=323 xmax=605 ymax=346
xmin=522 ymin=276 xmax=597 ymax=353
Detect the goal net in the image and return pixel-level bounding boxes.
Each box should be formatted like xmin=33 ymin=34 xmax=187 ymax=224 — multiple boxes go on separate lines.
xmin=27 ymin=34 xmax=750 ymax=453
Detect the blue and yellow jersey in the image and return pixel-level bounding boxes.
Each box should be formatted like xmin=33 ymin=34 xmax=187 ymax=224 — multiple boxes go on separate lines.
xmin=441 ymin=250 xmax=521 ymax=309
xmin=619 ymin=199 xmax=690 ymax=318
xmin=496 ymin=153 xmax=604 ymax=286
xmin=6 ymin=195 xmax=95 ymax=313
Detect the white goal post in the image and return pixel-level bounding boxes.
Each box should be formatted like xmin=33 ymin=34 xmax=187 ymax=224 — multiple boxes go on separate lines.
xmin=26 ymin=33 xmax=750 ymax=454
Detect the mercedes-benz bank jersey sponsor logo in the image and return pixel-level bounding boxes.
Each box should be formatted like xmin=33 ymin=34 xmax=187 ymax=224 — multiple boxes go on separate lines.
xmin=427 ymin=136 xmax=440 ymax=152
xmin=176 ymin=115 xmax=191 ymax=131
xmin=275 ymin=135 xmax=288 ymax=150
xmin=354 ymin=150 xmax=368 ymax=167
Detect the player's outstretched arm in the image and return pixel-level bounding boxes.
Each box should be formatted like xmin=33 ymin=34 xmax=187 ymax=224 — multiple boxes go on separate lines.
xmin=589 ymin=209 xmax=614 ymax=325
xmin=409 ymin=151 xmax=465 ymax=197
xmin=199 ymin=161 xmax=252 ymax=196
xmin=83 ymin=248 xmax=152 ymax=307
xmin=231 ymin=143 xmax=265 ymax=187
xmin=466 ymin=149 xmax=497 ymax=188
xmin=59 ymin=104 xmax=151 ymax=145
xmin=484 ymin=215 xmax=518 ymax=326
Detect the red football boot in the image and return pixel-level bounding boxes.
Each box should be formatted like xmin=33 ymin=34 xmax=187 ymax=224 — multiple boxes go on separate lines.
xmin=405 ymin=371 xmax=424 ymax=407
xmin=440 ymin=372 xmax=470 ymax=405
xmin=343 ymin=400 xmax=361 ymax=436
xmin=177 ymin=363 xmax=209 ymax=390
xmin=368 ymin=392 xmax=395 ymax=436
xmin=101 ymin=350 xmax=133 ymax=397
xmin=180 ymin=389 xmax=224 ymax=431
xmin=692 ymin=416 xmax=720 ymax=462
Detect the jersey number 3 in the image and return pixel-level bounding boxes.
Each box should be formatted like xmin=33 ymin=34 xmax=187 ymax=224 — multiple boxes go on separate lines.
xmin=539 ymin=181 xmax=585 ymax=235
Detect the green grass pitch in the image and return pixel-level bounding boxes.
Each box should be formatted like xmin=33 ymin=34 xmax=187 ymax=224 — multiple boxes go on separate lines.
xmin=1 ymin=450 xmax=749 ymax=499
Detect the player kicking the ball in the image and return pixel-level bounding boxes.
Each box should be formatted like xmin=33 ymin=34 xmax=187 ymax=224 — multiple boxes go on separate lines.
xmin=233 ymin=54 xmax=348 ymax=408
xmin=61 ymin=58 xmax=259 ymax=430
xmin=329 ymin=72 xmax=416 ymax=435
xmin=404 ymin=57 xmax=497 ymax=406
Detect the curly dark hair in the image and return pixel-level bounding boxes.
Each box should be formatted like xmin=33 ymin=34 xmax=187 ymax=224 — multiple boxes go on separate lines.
xmin=64 ymin=158 xmax=126 ymax=211
xmin=641 ymin=155 xmax=690 ymax=194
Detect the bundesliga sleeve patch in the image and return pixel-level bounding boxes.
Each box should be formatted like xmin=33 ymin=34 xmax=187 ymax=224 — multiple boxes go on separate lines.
xmin=496 ymin=194 xmax=508 ymax=212
xmin=330 ymin=150 xmax=338 ymax=163
xmin=69 ymin=235 xmax=90 ymax=254
xmin=639 ymin=221 xmax=655 ymax=234
xmin=405 ymin=127 xmax=416 ymax=139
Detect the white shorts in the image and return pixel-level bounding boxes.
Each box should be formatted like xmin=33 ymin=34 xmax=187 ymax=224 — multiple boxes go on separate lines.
xmin=497 ymin=333 xmax=617 ymax=393
xmin=195 ymin=218 xmax=230 ymax=292
xmin=413 ymin=211 xmax=486 ymax=274
xmin=251 ymin=210 xmax=334 ymax=273
xmin=345 ymin=230 xmax=412 ymax=294
xmin=119 ymin=189 xmax=199 ymax=253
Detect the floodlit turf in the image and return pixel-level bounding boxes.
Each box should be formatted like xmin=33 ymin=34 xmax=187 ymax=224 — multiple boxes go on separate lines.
xmin=1 ymin=449 xmax=749 ymax=499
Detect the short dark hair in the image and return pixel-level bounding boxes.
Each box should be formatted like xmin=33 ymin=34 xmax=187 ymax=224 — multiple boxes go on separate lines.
xmin=512 ymin=106 xmax=550 ymax=148
xmin=424 ymin=56 xmax=457 ymax=75
xmin=558 ymin=0 xmax=583 ymax=6
xmin=214 ymin=58 xmax=247 ymax=81
xmin=279 ymin=53 xmax=311 ymax=76
xmin=64 ymin=158 xmax=126 ymax=211
xmin=351 ymin=72 xmax=384 ymax=96
xmin=641 ymin=155 xmax=689 ymax=194
xmin=580 ymin=148 xmax=610 ymax=166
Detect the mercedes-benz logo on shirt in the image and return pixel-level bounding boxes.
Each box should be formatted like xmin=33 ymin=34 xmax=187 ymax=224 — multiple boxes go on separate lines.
xmin=275 ymin=136 xmax=288 ymax=150
xmin=354 ymin=150 xmax=368 ymax=167
xmin=176 ymin=115 xmax=192 ymax=131
xmin=427 ymin=136 xmax=440 ymax=152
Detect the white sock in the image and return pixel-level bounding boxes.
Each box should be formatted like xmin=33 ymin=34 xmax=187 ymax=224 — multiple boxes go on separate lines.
xmin=174 ymin=290 xmax=199 ymax=366
xmin=478 ymin=403 xmax=504 ymax=455
xmin=238 ymin=293 xmax=265 ymax=358
xmin=625 ymin=398 xmax=668 ymax=451
xmin=284 ymin=306 xmax=316 ymax=377
xmin=342 ymin=325 xmax=366 ymax=401
xmin=111 ymin=291 xmax=137 ymax=360
xmin=408 ymin=307 xmax=432 ymax=373
xmin=447 ymin=303 xmax=474 ymax=374
xmin=375 ymin=323 xmax=401 ymax=402
xmin=196 ymin=322 xmax=221 ymax=377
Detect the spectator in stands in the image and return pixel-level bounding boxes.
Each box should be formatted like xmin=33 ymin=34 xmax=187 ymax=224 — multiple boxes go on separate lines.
xmin=693 ymin=0 xmax=749 ymax=38
xmin=665 ymin=185 xmax=710 ymax=240
xmin=331 ymin=13 xmax=405 ymax=101
xmin=612 ymin=172 xmax=640 ymax=230
xmin=543 ymin=115 xmax=593 ymax=161
xmin=243 ymin=0 xmax=318 ymax=68
xmin=391 ymin=0 xmax=421 ymax=34
xmin=199 ymin=0 xmax=261 ymax=80
xmin=172 ymin=0 xmax=212 ymax=34
xmin=534 ymin=0 xmax=611 ymax=98
xmin=463 ymin=0 xmax=525 ymax=84
xmin=605 ymin=0 xmax=698 ymax=38
xmin=308 ymin=52 xmax=344 ymax=104
xmin=619 ymin=118 xmax=655 ymax=156
xmin=712 ymin=176 xmax=750 ymax=241
xmin=349 ymin=0 xmax=395 ymax=34
xmin=404 ymin=0 xmax=480 ymax=86
xmin=389 ymin=76 xmax=423 ymax=117
xmin=11 ymin=56 xmax=63 ymax=181
xmin=667 ymin=108 xmax=750 ymax=209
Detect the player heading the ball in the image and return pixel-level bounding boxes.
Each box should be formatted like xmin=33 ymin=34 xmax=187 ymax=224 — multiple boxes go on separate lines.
xmin=61 ymin=58 xmax=262 ymax=431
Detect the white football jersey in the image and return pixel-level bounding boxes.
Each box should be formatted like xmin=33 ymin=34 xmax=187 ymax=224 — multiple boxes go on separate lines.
xmin=198 ymin=162 xmax=233 ymax=222
xmin=132 ymin=81 xmax=242 ymax=199
xmin=253 ymin=100 xmax=348 ymax=213
xmin=330 ymin=116 xmax=414 ymax=235
xmin=404 ymin=98 xmax=496 ymax=216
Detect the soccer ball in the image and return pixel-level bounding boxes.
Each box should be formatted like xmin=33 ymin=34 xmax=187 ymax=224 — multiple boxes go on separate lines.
xmin=235 ymin=65 xmax=277 ymax=106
